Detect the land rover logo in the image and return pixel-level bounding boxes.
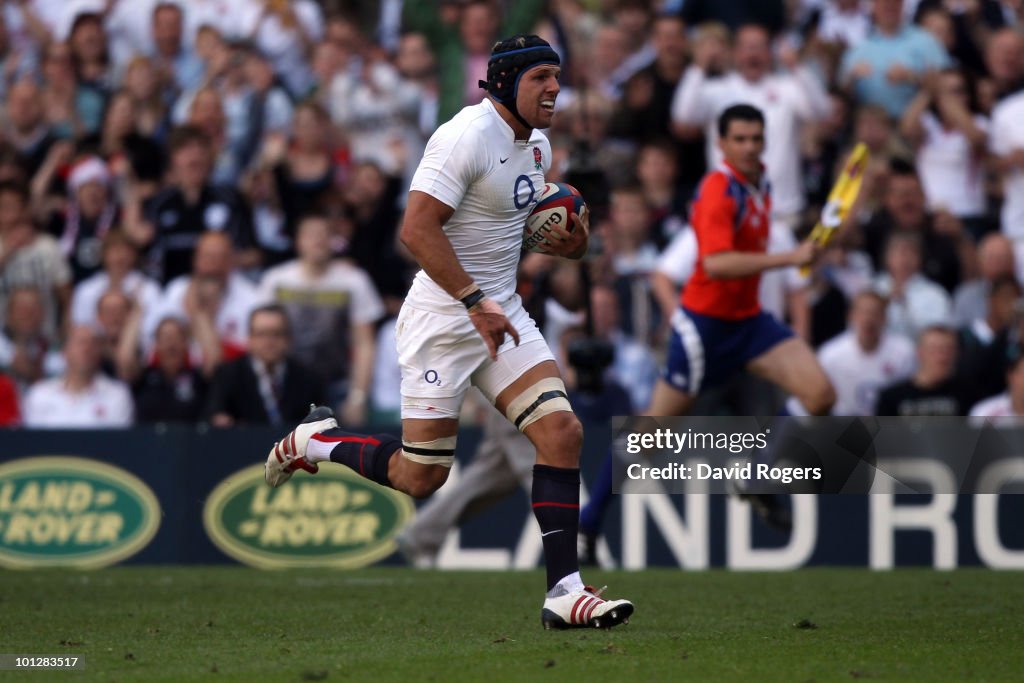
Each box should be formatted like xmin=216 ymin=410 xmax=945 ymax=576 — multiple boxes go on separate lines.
xmin=203 ymin=465 xmax=414 ymax=569
xmin=0 ymin=457 xmax=161 ymax=569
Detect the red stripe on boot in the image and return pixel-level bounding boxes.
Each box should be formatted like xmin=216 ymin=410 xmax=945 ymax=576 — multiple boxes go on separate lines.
xmin=570 ymin=595 xmax=588 ymax=624
xmin=582 ymin=598 xmax=600 ymax=624
xmin=531 ymin=502 xmax=580 ymax=509
xmin=310 ymin=434 xmax=381 ymax=445
xmin=584 ymin=597 xmax=602 ymax=622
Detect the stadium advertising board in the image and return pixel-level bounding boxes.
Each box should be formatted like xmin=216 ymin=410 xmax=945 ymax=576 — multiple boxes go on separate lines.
xmin=0 ymin=426 xmax=1021 ymax=569
xmin=0 ymin=456 xmax=161 ymax=569
xmin=203 ymin=464 xmax=414 ymax=569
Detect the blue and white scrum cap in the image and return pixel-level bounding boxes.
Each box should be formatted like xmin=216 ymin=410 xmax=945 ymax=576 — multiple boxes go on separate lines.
xmin=478 ymin=34 xmax=560 ymax=129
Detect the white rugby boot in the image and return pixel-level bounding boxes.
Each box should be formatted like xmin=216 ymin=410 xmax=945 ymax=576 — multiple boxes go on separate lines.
xmin=264 ymin=405 xmax=338 ymax=487
xmin=541 ymin=585 xmax=634 ymax=630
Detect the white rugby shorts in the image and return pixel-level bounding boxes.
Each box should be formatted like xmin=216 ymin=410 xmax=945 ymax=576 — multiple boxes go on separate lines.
xmin=396 ymin=294 xmax=555 ymax=419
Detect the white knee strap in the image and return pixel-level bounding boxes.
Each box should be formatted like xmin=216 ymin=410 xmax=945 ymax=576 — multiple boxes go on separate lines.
xmin=504 ymin=377 xmax=573 ymax=432
xmin=401 ymin=435 xmax=457 ymax=467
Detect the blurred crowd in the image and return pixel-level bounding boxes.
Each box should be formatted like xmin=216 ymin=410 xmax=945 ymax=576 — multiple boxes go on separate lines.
xmin=1 ymin=0 xmax=1024 ymax=429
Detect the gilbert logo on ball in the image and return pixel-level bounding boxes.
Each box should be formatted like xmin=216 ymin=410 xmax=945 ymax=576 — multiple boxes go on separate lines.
xmin=0 ymin=457 xmax=161 ymax=569
xmin=204 ymin=464 xmax=414 ymax=569
xmin=523 ymin=182 xmax=585 ymax=252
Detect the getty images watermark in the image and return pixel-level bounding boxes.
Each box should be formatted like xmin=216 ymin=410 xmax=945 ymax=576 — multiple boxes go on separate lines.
xmin=623 ymin=426 xmax=822 ymax=486
xmin=611 ymin=416 xmax=1024 ymax=495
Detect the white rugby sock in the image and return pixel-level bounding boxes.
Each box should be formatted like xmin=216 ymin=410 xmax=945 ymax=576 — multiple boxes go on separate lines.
xmin=305 ymin=436 xmax=335 ymax=462
xmin=551 ymin=571 xmax=584 ymax=597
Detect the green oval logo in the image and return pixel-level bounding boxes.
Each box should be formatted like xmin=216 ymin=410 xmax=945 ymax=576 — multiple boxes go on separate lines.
xmin=0 ymin=457 xmax=161 ymax=569
xmin=203 ymin=465 xmax=414 ymax=569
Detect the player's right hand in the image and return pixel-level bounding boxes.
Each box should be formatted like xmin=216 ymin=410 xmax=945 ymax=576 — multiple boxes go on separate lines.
xmin=469 ymin=298 xmax=520 ymax=360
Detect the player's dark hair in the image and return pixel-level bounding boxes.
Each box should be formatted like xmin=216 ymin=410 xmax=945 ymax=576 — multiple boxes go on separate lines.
xmin=249 ymin=303 xmax=291 ymax=337
xmin=717 ymin=104 xmax=765 ymax=137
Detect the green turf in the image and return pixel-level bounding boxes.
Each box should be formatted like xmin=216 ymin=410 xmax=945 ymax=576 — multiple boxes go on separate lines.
xmin=1 ymin=567 xmax=1021 ymax=682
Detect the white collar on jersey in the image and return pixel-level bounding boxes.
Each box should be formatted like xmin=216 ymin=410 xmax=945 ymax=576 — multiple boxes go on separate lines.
xmin=482 ymin=97 xmax=544 ymax=145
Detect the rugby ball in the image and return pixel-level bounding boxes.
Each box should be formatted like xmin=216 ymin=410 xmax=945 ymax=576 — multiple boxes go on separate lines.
xmin=523 ymin=182 xmax=585 ymax=252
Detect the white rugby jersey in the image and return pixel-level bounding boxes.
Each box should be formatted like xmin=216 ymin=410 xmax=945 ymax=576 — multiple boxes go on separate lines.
xmin=787 ymin=330 xmax=915 ymax=416
xmin=407 ymin=98 xmax=551 ymax=313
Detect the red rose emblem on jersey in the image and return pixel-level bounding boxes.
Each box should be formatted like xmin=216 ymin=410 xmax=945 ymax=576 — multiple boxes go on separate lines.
xmin=533 ymin=147 xmax=542 ymax=170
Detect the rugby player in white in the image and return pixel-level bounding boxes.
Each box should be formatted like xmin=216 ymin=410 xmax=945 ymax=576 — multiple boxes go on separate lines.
xmin=262 ymin=35 xmax=633 ymax=630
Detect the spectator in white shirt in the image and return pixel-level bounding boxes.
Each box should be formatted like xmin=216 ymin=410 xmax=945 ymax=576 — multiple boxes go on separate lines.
xmin=900 ymin=67 xmax=989 ymax=238
xmin=144 ymin=230 xmax=258 ymax=361
xmin=789 ymin=290 xmax=915 ymax=415
xmin=256 ymin=214 xmax=384 ymax=425
xmin=23 ymin=324 xmax=133 ymax=427
xmin=874 ymin=230 xmax=953 ymax=340
xmin=70 ymin=229 xmax=161 ymax=328
xmin=671 ymin=22 xmax=830 ymax=228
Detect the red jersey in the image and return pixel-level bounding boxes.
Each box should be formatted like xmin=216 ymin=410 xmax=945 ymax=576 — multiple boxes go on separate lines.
xmin=681 ymin=162 xmax=771 ymax=320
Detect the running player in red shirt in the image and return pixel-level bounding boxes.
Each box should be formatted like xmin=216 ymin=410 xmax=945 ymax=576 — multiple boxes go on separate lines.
xmin=651 ymin=104 xmax=835 ymax=418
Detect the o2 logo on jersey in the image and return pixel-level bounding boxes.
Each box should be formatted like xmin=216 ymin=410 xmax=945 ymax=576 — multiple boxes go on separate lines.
xmin=513 ymin=175 xmax=537 ymax=210
xmin=423 ymin=370 xmax=442 ymax=387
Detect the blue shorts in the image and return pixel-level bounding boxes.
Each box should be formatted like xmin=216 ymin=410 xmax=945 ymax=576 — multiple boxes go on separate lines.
xmin=663 ymin=306 xmax=793 ymax=395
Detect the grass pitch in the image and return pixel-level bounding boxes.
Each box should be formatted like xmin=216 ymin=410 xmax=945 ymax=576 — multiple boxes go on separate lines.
xmin=2 ymin=567 xmax=1021 ymax=682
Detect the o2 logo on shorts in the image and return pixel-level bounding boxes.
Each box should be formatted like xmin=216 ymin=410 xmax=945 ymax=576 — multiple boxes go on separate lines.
xmin=513 ymin=175 xmax=537 ymax=209
xmin=423 ymin=370 xmax=442 ymax=386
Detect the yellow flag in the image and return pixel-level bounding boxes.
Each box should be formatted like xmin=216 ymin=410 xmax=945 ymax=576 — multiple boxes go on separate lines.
xmin=802 ymin=142 xmax=869 ymax=274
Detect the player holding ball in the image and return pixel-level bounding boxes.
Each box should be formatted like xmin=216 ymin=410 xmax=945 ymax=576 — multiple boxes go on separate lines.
xmin=263 ymin=34 xmax=633 ymax=630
